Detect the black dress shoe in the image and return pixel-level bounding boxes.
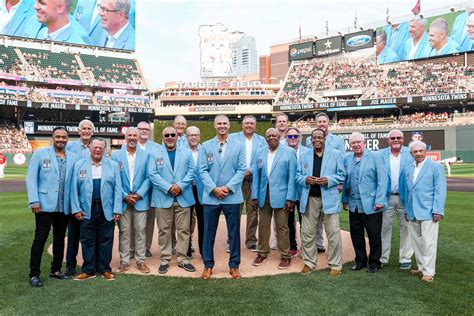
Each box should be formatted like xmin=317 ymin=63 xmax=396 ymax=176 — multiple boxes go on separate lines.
xmin=65 ymin=270 xmax=76 ymax=278
xmin=367 ymin=266 xmax=379 ymax=273
xmin=317 ymin=248 xmax=326 ymax=253
xmin=50 ymin=271 xmax=69 ymax=279
xmin=30 ymin=276 xmax=43 ymax=287
xmin=351 ymin=264 xmax=366 ymax=271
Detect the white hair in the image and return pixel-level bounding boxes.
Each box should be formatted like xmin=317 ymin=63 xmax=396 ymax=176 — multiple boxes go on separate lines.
xmin=79 ymin=119 xmax=94 ymax=130
xmin=409 ymin=140 xmax=427 ymax=151
xmin=186 ymin=126 xmax=200 ymax=135
xmin=349 ymin=132 xmax=365 ymax=143
xmin=126 ymin=127 xmax=138 ymax=135
xmin=388 ymin=129 xmax=404 ymax=138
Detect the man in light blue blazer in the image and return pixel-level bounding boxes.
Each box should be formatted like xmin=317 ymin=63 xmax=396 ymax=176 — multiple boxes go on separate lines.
xmin=27 ymin=127 xmax=78 ymax=287
xmin=451 ymin=9 xmax=474 ymax=52
xmin=65 ymin=119 xmax=94 ymax=277
xmin=296 ymin=128 xmax=345 ymax=275
xmin=148 ymin=126 xmax=196 ymax=274
xmin=2 ymin=0 xmax=35 ymax=37
xmin=404 ymin=18 xmax=432 ymax=60
xmin=198 ymin=115 xmax=246 ymax=280
xmin=174 ymin=115 xmax=189 ymax=148
xmin=385 ymin=22 xmax=410 ymax=59
xmin=111 ymin=127 xmax=151 ymax=274
xmin=305 ymin=113 xmax=344 ymax=253
xmin=96 ymin=0 xmax=135 ymax=50
xmin=403 ymin=141 xmax=446 ymax=283
xmin=229 ymin=115 xmax=267 ymax=251
xmin=379 ymin=129 xmax=414 ymax=269
xmin=342 ymin=132 xmax=388 ymax=273
xmin=251 ymin=128 xmax=297 ymax=270
xmin=377 ymin=30 xmax=401 ymax=64
xmin=70 ymin=138 xmax=122 ymax=281
xmin=428 ymin=18 xmax=460 ymax=57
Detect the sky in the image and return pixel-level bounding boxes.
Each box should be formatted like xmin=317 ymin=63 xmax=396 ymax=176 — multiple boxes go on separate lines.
xmin=134 ymin=0 xmax=469 ymax=89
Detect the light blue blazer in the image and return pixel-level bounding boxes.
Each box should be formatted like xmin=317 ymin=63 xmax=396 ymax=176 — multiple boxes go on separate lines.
xmin=3 ymin=0 xmax=35 ymax=37
xmin=229 ymin=131 xmax=267 ymax=171
xmin=27 ymin=147 xmax=78 ymax=213
xmin=296 ymin=147 xmax=345 ymax=214
xmin=66 ymin=140 xmax=91 ymax=158
xmin=305 ymin=132 xmax=345 ymax=154
xmin=295 ymin=145 xmax=311 ymax=201
xmin=404 ymin=32 xmax=432 ymax=60
xmin=148 ymin=146 xmax=195 ymax=208
xmin=451 ymin=11 xmax=473 ymax=52
xmin=428 ymin=38 xmax=460 ymax=57
xmin=379 ymin=146 xmax=413 ymax=202
xmin=111 ymin=147 xmax=151 ymax=212
xmin=73 ymin=0 xmax=105 ymax=41
xmin=70 ymin=157 xmax=123 ymax=221
xmin=191 ymin=146 xmax=204 ymax=205
xmin=95 ymin=23 xmax=135 ymax=50
xmin=385 ymin=22 xmax=409 ymax=59
xmin=342 ymin=149 xmax=388 ymax=215
xmin=251 ymin=145 xmax=297 ymax=209
xmin=402 ymin=159 xmax=446 ymax=221
xmin=378 ymin=46 xmax=401 ymax=64
xmin=198 ymin=137 xmax=246 ymax=205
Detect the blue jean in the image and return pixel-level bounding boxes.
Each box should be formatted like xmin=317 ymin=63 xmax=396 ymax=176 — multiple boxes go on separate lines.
xmin=79 ymin=202 xmax=115 ymax=274
xmin=203 ymin=204 xmax=240 ymax=269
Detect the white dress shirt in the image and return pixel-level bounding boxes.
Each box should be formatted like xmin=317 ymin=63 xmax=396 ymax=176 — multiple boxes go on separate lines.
xmin=245 ymin=137 xmax=253 ymax=169
xmin=389 ymin=150 xmax=402 ymax=193
xmin=413 ymin=157 xmax=427 ymax=183
xmin=126 ymin=150 xmax=136 ymax=191
xmin=0 ymin=0 xmax=21 ymax=33
xmin=267 ymin=148 xmax=278 ymax=177
xmin=91 ymin=160 xmax=102 ymax=179
xmin=106 ymin=22 xmax=129 ymax=48
xmin=43 ymin=23 xmax=70 ymax=41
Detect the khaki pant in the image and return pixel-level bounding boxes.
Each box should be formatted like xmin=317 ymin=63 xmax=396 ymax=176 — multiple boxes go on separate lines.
xmin=157 ymin=202 xmax=191 ymax=264
xmin=409 ymin=219 xmax=439 ymax=277
xmin=257 ymin=202 xmax=290 ymax=259
xmin=381 ymin=194 xmax=413 ymax=264
xmin=301 ymin=196 xmax=342 ymax=270
xmin=240 ymin=180 xmax=258 ymax=248
xmin=130 ymin=207 xmax=156 ymax=252
xmin=119 ymin=205 xmax=147 ymax=264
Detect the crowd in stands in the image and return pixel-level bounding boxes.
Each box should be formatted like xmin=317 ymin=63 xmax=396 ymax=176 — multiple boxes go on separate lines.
xmin=277 ymin=59 xmax=473 ymax=105
xmin=292 ymin=111 xmax=466 ymax=131
xmin=0 ymin=121 xmax=32 ymax=154
xmin=22 ymin=50 xmax=80 ymax=81
xmin=160 ymin=101 xmax=271 ymax=108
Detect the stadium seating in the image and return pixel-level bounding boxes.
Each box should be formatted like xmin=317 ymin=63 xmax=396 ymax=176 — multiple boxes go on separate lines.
xmin=0 ymin=45 xmax=23 ymax=75
xmin=0 ymin=120 xmax=32 ymax=154
xmin=20 ymin=47 xmax=81 ymax=80
xmin=81 ymin=55 xmax=142 ymax=85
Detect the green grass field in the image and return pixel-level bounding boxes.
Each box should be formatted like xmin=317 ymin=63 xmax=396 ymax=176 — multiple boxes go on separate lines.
xmin=0 ymin=192 xmax=473 ymax=315
xmin=3 ymin=163 xmax=474 ymax=180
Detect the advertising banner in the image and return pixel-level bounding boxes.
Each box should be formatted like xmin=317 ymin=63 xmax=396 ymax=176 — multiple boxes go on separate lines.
xmin=315 ymin=36 xmax=343 ymax=56
xmin=344 ymin=30 xmax=375 ymax=51
xmin=288 ymin=41 xmax=315 ymax=61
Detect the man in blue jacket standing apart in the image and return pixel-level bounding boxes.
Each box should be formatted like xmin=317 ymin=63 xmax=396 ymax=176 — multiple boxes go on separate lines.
xmin=71 ymin=138 xmax=122 ymax=281
xmin=403 ymin=141 xmax=446 ymax=283
xmin=199 ymin=115 xmax=246 ymax=280
xmin=342 ymin=132 xmax=388 ymax=273
xmin=27 ymin=126 xmax=78 ymax=287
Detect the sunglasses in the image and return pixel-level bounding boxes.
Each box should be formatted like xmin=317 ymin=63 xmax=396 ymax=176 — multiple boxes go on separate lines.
xmin=164 ymin=133 xmax=176 ymax=138
xmin=218 ymin=142 xmax=224 ymax=154
xmin=287 ymin=135 xmax=299 ymax=139
xmin=389 ymin=137 xmax=403 ymax=140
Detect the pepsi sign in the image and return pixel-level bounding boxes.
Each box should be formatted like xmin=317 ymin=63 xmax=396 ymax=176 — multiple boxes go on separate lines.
xmin=288 ymin=42 xmax=314 ymax=61
xmin=344 ymin=30 xmax=374 ymax=52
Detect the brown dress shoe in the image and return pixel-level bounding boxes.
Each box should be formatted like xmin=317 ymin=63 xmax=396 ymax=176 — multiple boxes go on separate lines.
xmin=137 ymin=262 xmax=150 ymax=274
xmin=201 ymin=268 xmax=213 ymax=280
xmin=329 ymin=268 xmax=342 ymax=277
xmin=278 ymin=258 xmax=291 ymax=270
xmin=74 ymin=273 xmax=96 ymax=281
xmin=252 ymin=255 xmax=267 ymax=266
xmin=301 ymin=264 xmax=313 ymax=274
xmin=116 ymin=263 xmax=129 ymax=274
xmin=410 ymin=269 xmax=423 ymax=276
xmin=229 ymin=268 xmax=241 ymax=280
xmin=421 ymin=275 xmax=434 ymax=283
xmin=102 ymin=272 xmax=115 ymax=281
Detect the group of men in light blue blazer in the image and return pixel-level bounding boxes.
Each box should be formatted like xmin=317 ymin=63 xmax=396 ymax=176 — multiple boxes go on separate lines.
xmin=2 ymin=0 xmax=135 ymax=50
xmin=378 ymin=9 xmax=474 ymax=64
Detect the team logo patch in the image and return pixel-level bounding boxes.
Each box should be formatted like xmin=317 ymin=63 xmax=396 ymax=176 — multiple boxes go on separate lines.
xmin=257 ymin=159 xmax=263 ymax=167
xmin=207 ymin=153 xmax=214 ymax=163
xmin=156 ymin=158 xmax=164 ymax=166
xmin=75 ymin=6 xmax=83 ymax=20
xmin=79 ymin=169 xmax=87 ymax=179
xmin=118 ymin=162 xmax=124 ymax=171
xmin=42 ymin=159 xmax=51 ymax=169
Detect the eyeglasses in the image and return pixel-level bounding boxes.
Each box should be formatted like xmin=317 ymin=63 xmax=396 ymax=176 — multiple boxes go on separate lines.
xmin=97 ymin=4 xmax=121 ymax=14
xmin=138 ymin=128 xmax=150 ymax=131
xmin=218 ymin=142 xmax=224 ymax=154
xmin=163 ymin=133 xmax=176 ymax=138
xmin=287 ymin=135 xmax=299 ymax=139
xmin=389 ymin=136 xmax=403 ymax=140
